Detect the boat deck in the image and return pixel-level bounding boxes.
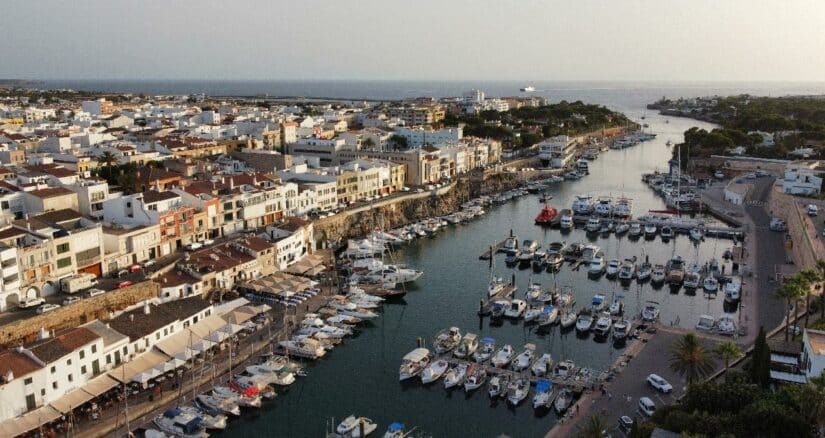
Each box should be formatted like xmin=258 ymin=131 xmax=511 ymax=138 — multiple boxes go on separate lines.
xmin=434 ymin=354 xmax=600 ymax=391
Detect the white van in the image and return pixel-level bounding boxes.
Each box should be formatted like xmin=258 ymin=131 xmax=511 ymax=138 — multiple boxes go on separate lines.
xmin=807 ymin=204 xmax=818 ymax=216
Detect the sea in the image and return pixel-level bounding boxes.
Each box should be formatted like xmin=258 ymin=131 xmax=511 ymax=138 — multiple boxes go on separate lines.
xmin=34 ymin=80 xmax=824 ymax=437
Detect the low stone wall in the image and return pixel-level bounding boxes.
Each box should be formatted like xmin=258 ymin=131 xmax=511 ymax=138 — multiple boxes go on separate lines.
xmin=0 ymin=281 xmax=159 ymax=347
xmin=769 ymin=188 xmax=824 ymax=268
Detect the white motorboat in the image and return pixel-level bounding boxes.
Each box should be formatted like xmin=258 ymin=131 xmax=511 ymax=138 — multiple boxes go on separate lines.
xmin=330 ymin=302 xmax=379 ymax=320
xmin=609 ymin=299 xmax=624 ymax=316
xmin=615 ymin=222 xmax=630 ymax=235
xmin=454 ymin=333 xmax=479 ymax=359
xmin=525 ymin=282 xmax=543 ymax=302
xmin=420 ymin=360 xmax=449 ymax=384
xmin=651 ymin=264 xmax=666 ymax=284
xmin=585 ymin=217 xmax=601 ymax=233
xmin=725 ymin=277 xmax=742 ymax=302
xmin=554 ymin=388 xmax=574 ymax=414
xmin=336 ymin=415 xmax=377 ymax=438
xmin=372 ymin=264 xmax=423 ymax=284
xmin=443 ymin=363 xmax=469 ymax=389
xmin=463 ymin=365 xmax=487 ymax=392
xmin=581 ymin=245 xmax=601 ymax=263
xmin=537 ymin=305 xmax=559 ymax=327
xmin=612 ymin=319 xmax=630 ymax=342
xmin=591 ymin=294 xmax=607 ymax=312
xmin=531 ymin=353 xmax=554 ymax=377
xmin=383 ymin=422 xmax=407 ymax=438
xmin=618 ymin=259 xmax=636 ymax=281
xmin=177 ymin=406 xmax=226 ymax=430
xmin=154 ymin=408 xmax=210 ymax=438
xmin=399 ymin=348 xmax=431 ymax=381
xmin=576 ymin=312 xmax=594 ymax=333
xmin=507 ymin=378 xmax=530 ymax=406
xmin=718 ymin=314 xmax=737 ymax=336
xmin=637 ymin=262 xmax=652 ymax=281
xmin=641 ymin=301 xmax=660 ymax=322
xmin=473 ymin=337 xmax=496 ymax=362
xmin=488 ymin=373 xmax=510 ymax=398
xmin=504 ymin=299 xmax=527 ymax=318
xmin=488 ymin=277 xmax=507 ymax=297
xmin=491 ymin=344 xmax=515 ymax=368
xmin=628 ymin=222 xmax=642 ymax=237
xmin=532 ymin=379 xmax=554 ymax=410
xmin=523 ymin=303 xmax=544 ymax=322
xmin=233 ymin=374 xmax=280 ymax=397
xmin=660 ymin=226 xmax=674 ymax=240
xmin=195 ymin=394 xmax=240 ymax=417
xmin=554 ymin=360 xmax=575 ymax=378
xmin=605 ymin=259 xmax=621 ymax=277
xmin=279 ymin=338 xmax=326 ymax=359
xmin=703 ymin=276 xmax=719 ymax=293
xmin=555 ymin=291 xmax=575 ymax=308
xmin=560 ymin=310 xmax=577 ymax=328
xmin=214 ymin=385 xmax=261 ymax=409
xmin=593 ymin=312 xmax=613 ymax=337
xmin=512 ymin=344 xmax=536 ymax=371
xmin=559 ymin=213 xmax=574 ymax=229
xmin=595 ymin=198 xmax=612 ymax=216
xmin=587 ymin=255 xmax=606 ymax=275
xmin=144 ymin=429 xmax=168 ymax=438
xmin=690 ymin=228 xmax=703 ymax=241
xmin=696 ymin=314 xmax=716 ymax=331
xmin=434 ymin=327 xmax=462 ymax=354
xmin=667 ymin=256 xmax=686 ymax=284
xmin=614 ymin=198 xmax=633 ymax=218
xmin=684 ymin=271 xmax=701 ymax=290
xmin=490 ymin=300 xmax=509 ymax=319
xmin=644 ymin=223 xmax=657 ymax=238
xmin=572 ymin=195 xmax=594 ymax=215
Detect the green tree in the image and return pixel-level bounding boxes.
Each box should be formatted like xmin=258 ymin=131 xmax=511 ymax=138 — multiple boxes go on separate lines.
xmin=797 ymin=268 xmax=821 ymax=326
xmin=98 ymin=151 xmax=117 ymax=179
xmin=816 ymin=259 xmax=825 ymax=319
xmin=715 ymin=341 xmax=743 ymax=374
xmin=776 ymin=278 xmax=806 ymax=341
xmin=750 ymin=327 xmax=771 ymax=388
xmin=670 ymin=333 xmax=716 ymax=384
xmin=576 ymin=414 xmax=608 ymax=438
xmin=362 ymin=137 xmax=375 ymax=149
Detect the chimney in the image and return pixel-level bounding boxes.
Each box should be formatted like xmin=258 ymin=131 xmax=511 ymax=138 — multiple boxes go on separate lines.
xmin=229 ymin=177 xmax=235 ymax=190
xmin=37 ymin=327 xmax=49 ymax=340
xmin=130 ymin=313 xmax=134 ymax=322
xmin=4 ymin=370 xmax=12 ymax=382
xmin=143 ymin=301 xmax=151 ymax=315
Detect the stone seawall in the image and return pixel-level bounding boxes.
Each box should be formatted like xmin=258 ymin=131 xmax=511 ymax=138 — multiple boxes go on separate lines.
xmin=769 ymin=187 xmax=824 ymax=269
xmin=0 ymin=281 xmax=159 ymax=347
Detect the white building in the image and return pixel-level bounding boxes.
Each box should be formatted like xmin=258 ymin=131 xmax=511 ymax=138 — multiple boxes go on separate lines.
xmin=802 ymin=329 xmax=825 ymax=381
xmin=0 ymin=245 xmax=20 ymax=311
xmin=783 ymin=166 xmax=822 ymax=196
xmin=393 ymin=126 xmax=463 ymax=148
xmin=538 ymin=135 xmax=577 ymax=168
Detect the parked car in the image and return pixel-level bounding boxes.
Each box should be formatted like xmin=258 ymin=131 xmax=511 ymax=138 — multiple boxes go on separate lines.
xmin=714 ymin=170 xmax=725 ymax=179
xmin=202 ymin=239 xmax=215 ymax=246
xmin=129 ymin=264 xmax=142 ymax=273
xmin=36 ymin=304 xmax=61 ymax=314
xmin=186 ymin=242 xmax=203 ymax=251
xmin=618 ymin=415 xmax=634 ymax=434
xmin=62 ymin=296 xmax=81 ymax=305
xmin=807 ymin=204 xmax=818 ymax=216
xmin=143 ymin=260 xmax=156 ymax=269
xmin=638 ymin=397 xmax=656 ymax=416
xmin=117 ymin=281 xmax=133 ymax=289
xmin=646 ymin=374 xmax=673 ymax=393
xmin=113 ymin=269 xmax=129 ymax=278
xmin=769 ymin=218 xmax=787 ymax=231
xmin=85 ymin=288 xmax=106 ymax=298
xmin=18 ymin=296 xmax=45 ymax=309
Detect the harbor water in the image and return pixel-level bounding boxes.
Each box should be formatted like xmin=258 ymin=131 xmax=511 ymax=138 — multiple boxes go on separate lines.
xmin=216 ymin=114 xmax=729 ymax=436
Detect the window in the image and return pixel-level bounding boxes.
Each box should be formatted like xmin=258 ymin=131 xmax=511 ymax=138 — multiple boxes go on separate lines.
xmin=79 ymin=349 xmax=85 ymax=359
xmin=81 ymin=365 xmax=87 ymax=374
xmin=68 ymin=374 xmax=73 ymax=382
xmin=24 ymin=377 xmax=32 ymax=385
xmin=122 ymin=346 xmax=127 ymax=355
xmin=106 ymin=354 xmax=111 ymax=365
xmin=41 ymin=389 xmax=45 ymax=397
xmin=52 ymin=382 xmax=58 ymax=390
xmin=66 ymin=359 xmax=72 ymax=366
xmin=91 ymin=345 xmax=97 ymax=354
xmin=155 ymin=333 xmax=160 ymax=340
xmin=50 ymin=366 xmax=55 ymax=374
xmin=57 ymin=257 xmax=71 ymax=269
xmin=56 ymin=243 xmax=70 ymax=254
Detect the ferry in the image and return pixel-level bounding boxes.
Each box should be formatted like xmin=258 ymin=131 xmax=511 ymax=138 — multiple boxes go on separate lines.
xmin=535 ymin=204 xmax=559 ymax=226
xmin=520 ymin=86 xmax=536 ymax=92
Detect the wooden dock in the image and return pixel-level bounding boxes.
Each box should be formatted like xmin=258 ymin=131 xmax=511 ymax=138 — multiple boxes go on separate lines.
xmin=479 ymin=239 xmax=508 ymax=260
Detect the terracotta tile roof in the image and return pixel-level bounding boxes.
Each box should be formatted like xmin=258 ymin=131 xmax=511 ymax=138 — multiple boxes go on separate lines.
xmin=30 ymin=208 xmax=82 ymax=225
xmin=280 ymin=217 xmax=311 ymax=232
xmin=27 ymin=164 xmax=75 ymax=178
xmin=238 ymin=236 xmax=273 ymax=252
xmin=29 ymin=328 xmax=100 ymax=363
xmin=141 ymin=190 xmax=179 ymax=204
xmin=28 ymin=187 xmax=74 ymax=199
xmin=0 ymin=350 xmax=42 ymax=382
xmin=0 ymin=226 xmax=27 ymax=240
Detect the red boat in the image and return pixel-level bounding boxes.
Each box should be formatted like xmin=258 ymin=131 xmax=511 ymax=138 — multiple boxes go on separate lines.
xmin=535 ymin=204 xmax=558 ymax=225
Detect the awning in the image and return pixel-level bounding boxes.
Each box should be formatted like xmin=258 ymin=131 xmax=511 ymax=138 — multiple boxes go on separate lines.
xmin=207 ymin=330 xmax=228 ymax=343
xmin=82 ymin=374 xmax=120 ymax=397
xmin=190 ymin=315 xmax=229 ymax=338
xmin=154 ymin=361 xmax=178 ymax=374
xmin=174 ymin=348 xmax=196 ymax=361
xmin=192 ymin=339 xmax=215 ymax=352
xmin=166 ymin=358 xmax=187 ymax=369
xmin=770 ymin=370 xmax=807 ymax=384
xmin=155 ymin=330 xmax=197 ymax=357
xmin=0 ymin=405 xmax=62 ymax=437
xmin=50 ymin=387 xmax=95 ymax=414
xmin=770 ymin=353 xmax=799 ymax=366
xmin=132 ymin=368 xmax=160 ymax=384
xmin=221 ymin=323 xmax=244 ymax=335
xmin=109 ymin=350 xmax=170 ymax=383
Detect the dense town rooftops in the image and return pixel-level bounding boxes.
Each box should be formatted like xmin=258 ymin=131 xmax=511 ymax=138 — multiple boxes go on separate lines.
xmin=27 ymin=187 xmax=74 ymax=199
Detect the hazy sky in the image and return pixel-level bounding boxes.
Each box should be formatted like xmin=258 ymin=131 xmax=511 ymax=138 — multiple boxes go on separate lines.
xmin=2 ymin=0 xmax=824 ymax=81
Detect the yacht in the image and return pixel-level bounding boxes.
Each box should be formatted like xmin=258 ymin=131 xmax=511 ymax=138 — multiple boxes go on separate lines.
xmin=703 ymin=276 xmax=719 ymax=293
xmin=453 ymin=333 xmax=479 ymax=359
xmin=154 ymin=409 xmax=210 ymax=438
xmin=490 ymin=300 xmax=509 ymax=319
xmin=177 ymin=406 xmax=226 ymax=430
xmin=559 ymin=211 xmax=574 ymax=229
xmin=564 ymin=171 xmax=581 ymax=180
xmin=718 ymin=314 xmax=737 ymax=336
xmin=593 ymin=312 xmax=613 ymax=337
xmin=605 ymin=259 xmax=621 ymax=278
xmin=279 ymin=338 xmax=326 ymax=360
xmin=507 ymin=378 xmax=530 ymax=406
xmin=512 ymin=344 xmax=536 ymax=371
xmin=488 ymin=277 xmax=507 ymax=297
xmin=576 ymin=312 xmax=594 ymax=333
xmin=614 ymin=198 xmax=633 ymax=218
xmin=725 ymin=277 xmax=742 ymax=303
xmin=195 ymin=394 xmax=240 ymax=417
xmin=336 ymin=416 xmax=377 ymax=438
xmin=585 ymin=217 xmax=601 ymax=233
xmin=684 ymin=271 xmax=701 ymax=290
xmin=628 ymin=222 xmax=642 ymax=238
xmin=491 ymin=344 xmax=515 ymax=368
xmin=576 ymin=159 xmax=590 ymax=175
xmin=502 ymin=235 xmax=519 ymax=253
xmin=533 ymin=379 xmax=554 ymax=410
xmin=463 ymin=365 xmax=487 ymax=392
xmin=560 ymin=310 xmax=577 ymax=328
xmin=443 ymin=363 xmax=469 ymax=389
xmin=473 ymin=337 xmax=496 ymax=363
xmin=618 ymin=259 xmax=636 ymax=281
xmin=420 ymin=360 xmax=449 ymax=384
xmin=488 ymin=373 xmax=510 ymax=398
xmin=644 ymin=223 xmax=658 ymax=238
xmin=591 ymin=294 xmax=607 ymax=312
xmin=572 ymin=195 xmax=594 ymax=215
xmin=641 ymin=301 xmax=660 ymax=322
xmin=637 ymin=262 xmax=652 ymax=282
xmin=531 ymin=353 xmax=554 ymax=377
xmin=504 ymin=299 xmax=527 ymax=318
xmin=537 ymin=305 xmax=559 ymax=327
xmin=434 ymin=327 xmax=462 ymax=354
xmin=612 ymin=319 xmax=630 ymax=342
xmin=546 ymin=252 xmax=564 ymax=270
xmin=518 ymin=242 xmax=538 ymax=266
xmin=399 ymin=348 xmax=431 ymax=381
xmin=651 ymin=264 xmax=666 ymax=284
xmin=595 ymin=198 xmax=612 ymax=216
xmin=587 ymin=255 xmax=605 ymax=275
xmin=213 ymin=386 xmax=261 ymax=409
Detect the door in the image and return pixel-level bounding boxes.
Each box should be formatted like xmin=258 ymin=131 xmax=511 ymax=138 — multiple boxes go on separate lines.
xmin=25 ymin=394 xmax=35 ymax=410
xmin=92 ymin=359 xmax=100 ymax=375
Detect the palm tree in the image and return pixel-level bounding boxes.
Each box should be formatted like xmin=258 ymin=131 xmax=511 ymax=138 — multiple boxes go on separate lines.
xmin=99 ymin=151 xmax=116 ymax=179
xmin=776 ymin=278 xmax=806 ymax=341
xmin=714 ymin=341 xmax=743 ymax=375
xmin=669 ymin=333 xmax=715 ymax=384
xmin=797 ymin=268 xmax=821 ymax=326
xmin=576 ymin=414 xmax=608 ymax=438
